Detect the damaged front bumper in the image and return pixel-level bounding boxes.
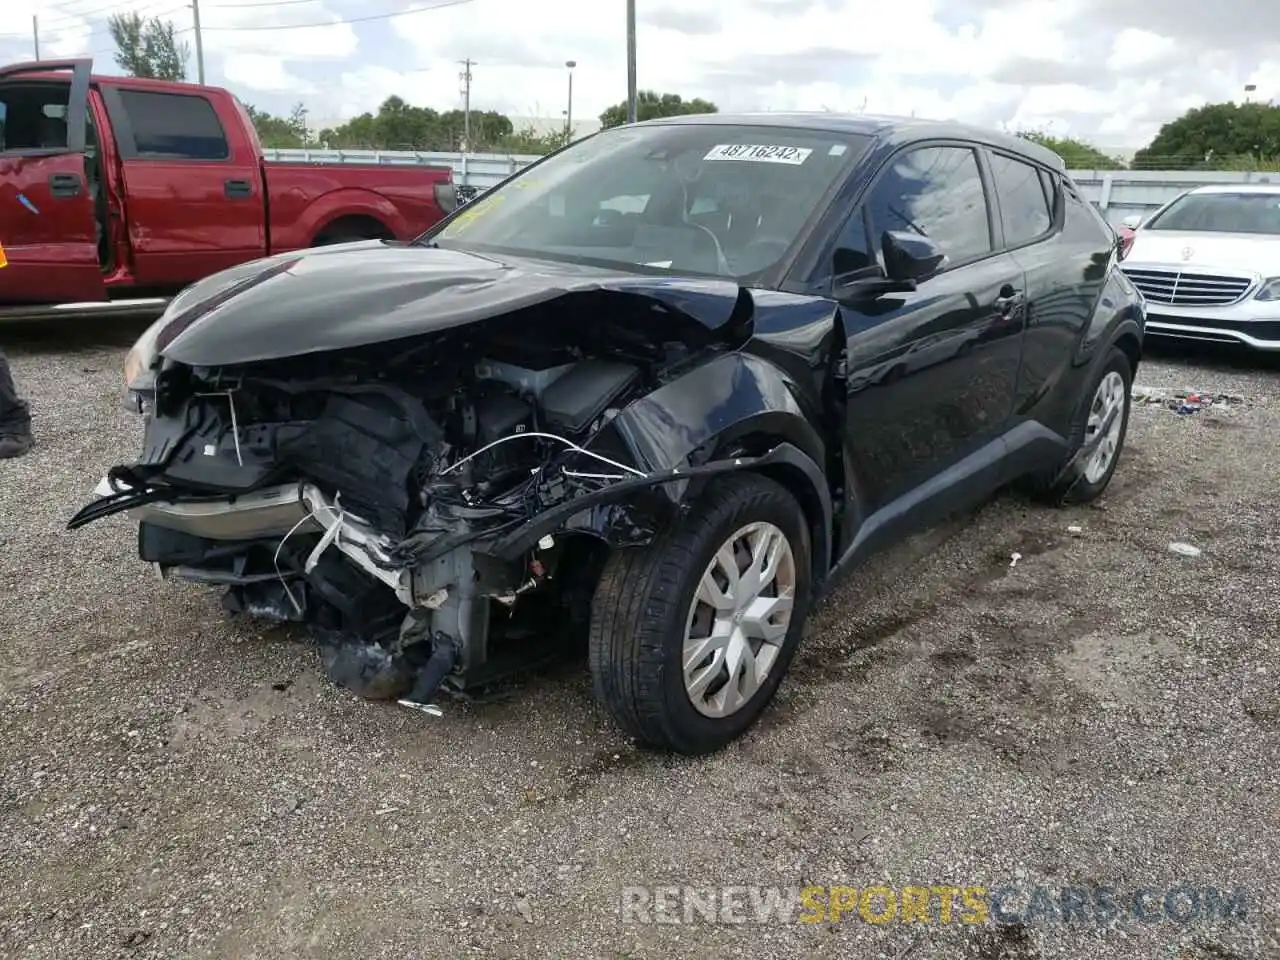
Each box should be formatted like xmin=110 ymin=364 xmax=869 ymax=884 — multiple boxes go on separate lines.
xmin=75 ymin=443 xmax=818 ymax=710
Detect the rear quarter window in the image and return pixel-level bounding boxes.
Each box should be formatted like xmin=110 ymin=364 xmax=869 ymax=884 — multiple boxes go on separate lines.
xmin=115 ymin=89 xmax=230 ymax=160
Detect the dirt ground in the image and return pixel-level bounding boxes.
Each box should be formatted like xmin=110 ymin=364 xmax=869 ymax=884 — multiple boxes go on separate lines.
xmin=1 ymin=323 xmax=1277 ymax=960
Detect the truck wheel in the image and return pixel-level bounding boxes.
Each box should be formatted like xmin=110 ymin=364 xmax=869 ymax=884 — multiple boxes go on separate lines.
xmin=588 ymin=473 xmax=812 ymax=755
xmin=1026 ymin=346 xmax=1133 ymax=505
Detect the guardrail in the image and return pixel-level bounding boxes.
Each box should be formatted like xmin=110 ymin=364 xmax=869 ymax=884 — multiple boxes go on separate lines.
xmin=263 ymin=148 xmax=539 ymax=193
xmin=262 ymin=148 xmax=1279 ymax=226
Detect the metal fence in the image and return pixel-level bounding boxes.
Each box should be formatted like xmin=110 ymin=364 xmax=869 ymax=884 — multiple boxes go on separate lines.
xmin=1068 ymin=169 xmax=1279 ymax=226
xmin=263 ymin=148 xmax=1280 ymax=227
xmin=263 ymin=148 xmax=538 ymax=193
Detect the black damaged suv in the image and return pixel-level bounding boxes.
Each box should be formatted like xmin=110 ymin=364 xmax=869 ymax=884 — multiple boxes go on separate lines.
xmin=72 ymin=114 xmax=1145 ymax=754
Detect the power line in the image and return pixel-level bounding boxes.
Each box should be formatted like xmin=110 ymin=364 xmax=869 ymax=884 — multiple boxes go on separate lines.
xmin=199 ymin=0 xmax=473 ymax=31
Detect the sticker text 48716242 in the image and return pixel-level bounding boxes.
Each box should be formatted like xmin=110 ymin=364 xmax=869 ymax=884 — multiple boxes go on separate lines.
xmin=703 ymin=144 xmax=814 ymax=165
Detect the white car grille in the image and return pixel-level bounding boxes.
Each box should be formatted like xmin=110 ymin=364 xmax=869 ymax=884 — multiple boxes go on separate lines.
xmin=1122 ymin=268 xmax=1253 ymax=307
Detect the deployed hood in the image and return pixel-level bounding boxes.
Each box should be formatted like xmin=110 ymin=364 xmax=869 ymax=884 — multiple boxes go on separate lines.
xmin=154 ymin=241 xmax=751 ymax=367
xmin=1128 ymin=229 xmax=1280 ymax=277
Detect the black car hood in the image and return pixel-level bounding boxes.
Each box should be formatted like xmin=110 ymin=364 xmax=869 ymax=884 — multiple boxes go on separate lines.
xmin=155 ymin=241 xmax=752 ymax=367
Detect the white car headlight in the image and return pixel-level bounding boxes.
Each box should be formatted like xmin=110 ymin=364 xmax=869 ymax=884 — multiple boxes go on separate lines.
xmin=1256 ymin=277 xmax=1280 ymax=301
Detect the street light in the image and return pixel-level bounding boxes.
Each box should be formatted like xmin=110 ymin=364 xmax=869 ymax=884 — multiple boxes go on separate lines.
xmin=1245 ymin=83 xmax=1257 ymax=103
xmin=565 ymin=60 xmax=576 ymax=140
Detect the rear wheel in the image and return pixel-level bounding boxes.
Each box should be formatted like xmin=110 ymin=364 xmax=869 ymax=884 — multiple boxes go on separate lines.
xmin=1027 ymin=346 xmax=1132 ymax=505
xmin=588 ymin=473 xmax=812 ymax=755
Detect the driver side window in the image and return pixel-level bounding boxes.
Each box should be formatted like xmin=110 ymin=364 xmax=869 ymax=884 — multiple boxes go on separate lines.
xmin=867 ymin=146 xmax=992 ymax=264
xmin=823 ymin=144 xmax=993 ymax=285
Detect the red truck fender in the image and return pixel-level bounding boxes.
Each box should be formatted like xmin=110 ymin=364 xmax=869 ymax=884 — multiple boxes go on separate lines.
xmin=287 ymin=188 xmax=414 ymax=248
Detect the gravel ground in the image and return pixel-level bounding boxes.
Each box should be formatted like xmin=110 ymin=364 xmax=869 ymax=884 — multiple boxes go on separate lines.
xmin=1 ymin=326 xmax=1278 ymax=960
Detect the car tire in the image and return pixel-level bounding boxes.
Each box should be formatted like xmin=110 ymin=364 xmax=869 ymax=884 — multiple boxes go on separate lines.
xmin=1027 ymin=345 xmax=1133 ymax=506
xmin=588 ymin=472 xmax=813 ymax=755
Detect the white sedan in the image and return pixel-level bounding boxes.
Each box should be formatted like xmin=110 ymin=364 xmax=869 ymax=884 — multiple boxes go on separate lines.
xmin=1120 ymin=183 xmax=1280 ymax=352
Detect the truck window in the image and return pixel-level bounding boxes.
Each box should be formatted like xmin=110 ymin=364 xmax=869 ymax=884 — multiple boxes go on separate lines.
xmin=115 ymin=89 xmax=229 ymax=160
xmin=0 ymin=84 xmax=72 ymax=152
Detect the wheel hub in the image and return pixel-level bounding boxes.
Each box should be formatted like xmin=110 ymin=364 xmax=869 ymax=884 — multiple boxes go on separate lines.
xmin=1083 ymin=370 xmax=1126 ymax=485
xmin=681 ymin=521 xmax=797 ymax=719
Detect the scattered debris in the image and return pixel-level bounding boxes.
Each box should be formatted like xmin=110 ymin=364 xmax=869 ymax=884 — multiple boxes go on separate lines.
xmin=1168 ymin=542 xmax=1202 ymax=558
xmin=1132 ymin=385 xmax=1247 ymax=414
xmin=1009 ymin=552 xmax=1023 ymax=568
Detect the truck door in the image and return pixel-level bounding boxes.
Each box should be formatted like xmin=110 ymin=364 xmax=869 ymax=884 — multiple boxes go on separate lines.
xmin=99 ymin=84 xmax=266 ymax=287
xmin=0 ymin=59 xmax=106 ymax=304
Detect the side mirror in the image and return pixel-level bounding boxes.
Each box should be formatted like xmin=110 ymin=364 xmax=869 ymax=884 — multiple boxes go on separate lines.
xmin=882 ymin=231 xmax=947 ymax=282
xmin=1120 ymin=214 xmax=1141 ymax=230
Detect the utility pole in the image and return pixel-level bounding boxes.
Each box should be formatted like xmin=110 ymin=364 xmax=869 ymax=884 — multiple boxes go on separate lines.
xmin=191 ymin=0 xmax=205 ymax=84
xmin=565 ymin=60 xmax=576 ymax=140
xmin=459 ymin=58 xmax=474 ymax=151
xmin=32 ymin=16 xmax=40 ymax=60
xmin=625 ymin=0 xmax=637 ymax=123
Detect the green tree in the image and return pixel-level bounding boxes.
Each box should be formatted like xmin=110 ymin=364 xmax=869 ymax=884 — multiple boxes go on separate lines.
xmin=244 ymin=102 xmax=311 ymax=148
xmin=1016 ymin=130 xmax=1125 ymax=169
xmin=108 ymin=12 xmax=190 ymax=81
xmin=315 ymin=98 xmax=516 ymax=151
xmin=1132 ymin=101 xmax=1280 ymax=170
xmin=598 ymin=90 xmax=718 ymax=129
xmin=499 ymin=124 xmax=571 ymax=155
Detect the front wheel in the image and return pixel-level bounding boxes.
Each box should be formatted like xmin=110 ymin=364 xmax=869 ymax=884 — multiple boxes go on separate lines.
xmin=588 ymin=473 xmax=812 ymax=755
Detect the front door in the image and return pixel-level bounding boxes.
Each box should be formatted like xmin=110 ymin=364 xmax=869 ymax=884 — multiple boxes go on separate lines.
xmin=0 ymin=59 xmax=106 ymax=305
xmin=815 ymin=144 xmax=1028 ymax=548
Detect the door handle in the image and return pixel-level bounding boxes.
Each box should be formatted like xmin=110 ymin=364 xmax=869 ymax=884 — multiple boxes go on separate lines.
xmin=224 ymin=179 xmax=252 ymax=198
xmin=48 ymin=173 xmax=83 ymax=198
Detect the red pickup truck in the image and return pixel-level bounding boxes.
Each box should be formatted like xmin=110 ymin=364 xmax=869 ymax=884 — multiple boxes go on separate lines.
xmin=0 ymin=59 xmax=458 ymax=320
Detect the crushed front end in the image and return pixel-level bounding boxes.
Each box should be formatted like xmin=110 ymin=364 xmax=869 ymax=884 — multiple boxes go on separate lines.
xmin=70 ymin=301 xmax=760 ymax=710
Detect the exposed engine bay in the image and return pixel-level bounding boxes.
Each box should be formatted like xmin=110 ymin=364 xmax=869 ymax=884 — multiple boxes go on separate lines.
xmin=70 ymin=304 xmax=749 ymax=710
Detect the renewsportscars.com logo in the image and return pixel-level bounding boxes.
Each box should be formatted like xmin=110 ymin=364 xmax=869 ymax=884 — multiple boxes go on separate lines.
xmin=619 ymin=885 xmax=1250 ymax=926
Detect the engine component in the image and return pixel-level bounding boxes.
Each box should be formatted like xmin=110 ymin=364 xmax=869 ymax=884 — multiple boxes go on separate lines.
xmin=540 ymin=359 xmax=641 ymax=434
xmin=474 ymin=359 xmax=574 ymax=398
xmin=474 ymin=389 xmax=532 ymax=444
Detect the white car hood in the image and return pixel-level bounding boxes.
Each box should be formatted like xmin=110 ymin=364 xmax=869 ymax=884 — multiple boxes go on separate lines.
xmin=1127 ymin=230 xmax=1280 ymax=277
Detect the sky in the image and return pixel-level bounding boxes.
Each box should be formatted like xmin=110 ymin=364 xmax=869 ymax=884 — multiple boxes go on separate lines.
xmin=3 ymin=0 xmax=1280 ymax=150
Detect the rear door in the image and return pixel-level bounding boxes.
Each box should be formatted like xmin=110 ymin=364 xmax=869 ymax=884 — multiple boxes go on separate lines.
xmin=983 ymin=150 xmax=1086 ymax=417
xmin=817 ymin=143 xmax=1028 ymax=517
xmin=99 ymin=84 xmax=265 ymax=287
xmin=0 ymin=59 xmax=106 ymax=304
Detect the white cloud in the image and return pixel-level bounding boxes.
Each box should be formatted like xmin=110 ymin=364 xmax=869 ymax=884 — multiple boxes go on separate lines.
xmin=221 ymin=53 xmax=316 ymax=95
xmin=3 ymin=0 xmax=1280 ymax=150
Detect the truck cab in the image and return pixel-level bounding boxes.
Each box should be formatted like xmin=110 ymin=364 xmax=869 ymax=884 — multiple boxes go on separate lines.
xmin=1 ymin=59 xmax=456 ymax=320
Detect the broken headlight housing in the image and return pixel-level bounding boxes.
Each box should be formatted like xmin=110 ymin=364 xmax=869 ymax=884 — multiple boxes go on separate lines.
xmin=122 ymin=310 xmax=169 ymax=414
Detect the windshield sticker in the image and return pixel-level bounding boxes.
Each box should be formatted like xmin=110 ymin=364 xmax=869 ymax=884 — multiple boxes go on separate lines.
xmin=703 ymin=144 xmax=813 ymax=165
xmin=828 ymin=144 xmax=847 ymax=156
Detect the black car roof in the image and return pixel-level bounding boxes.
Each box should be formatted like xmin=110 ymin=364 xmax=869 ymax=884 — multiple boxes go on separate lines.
xmin=632 ymin=111 xmax=1066 ymax=172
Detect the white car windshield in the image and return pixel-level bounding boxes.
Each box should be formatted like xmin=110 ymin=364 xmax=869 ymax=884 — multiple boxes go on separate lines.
xmin=432 ymin=123 xmax=872 ymax=278
xmin=1146 ymin=191 xmax=1280 ymax=235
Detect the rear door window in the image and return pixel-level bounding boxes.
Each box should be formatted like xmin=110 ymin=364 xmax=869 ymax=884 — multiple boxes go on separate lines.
xmin=989 ymin=151 xmax=1053 ymax=247
xmin=114 ymin=89 xmax=229 ymax=160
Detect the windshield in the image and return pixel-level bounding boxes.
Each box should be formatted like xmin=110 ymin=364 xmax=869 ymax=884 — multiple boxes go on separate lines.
xmin=430 ymin=123 xmax=871 ymax=278
xmin=1145 ymin=191 xmax=1280 ymax=235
